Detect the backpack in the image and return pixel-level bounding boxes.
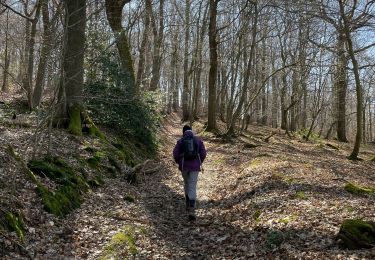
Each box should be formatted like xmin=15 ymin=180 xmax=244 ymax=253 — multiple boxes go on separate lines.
xmin=182 ymin=136 xmax=198 ymax=160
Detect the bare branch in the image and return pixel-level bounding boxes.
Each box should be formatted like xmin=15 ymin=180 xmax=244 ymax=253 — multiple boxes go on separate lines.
xmin=0 ymin=2 xmax=33 ymax=21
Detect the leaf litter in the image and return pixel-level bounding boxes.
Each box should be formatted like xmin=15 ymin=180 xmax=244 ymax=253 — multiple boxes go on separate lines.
xmin=0 ymin=112 xmax=374 ymax=259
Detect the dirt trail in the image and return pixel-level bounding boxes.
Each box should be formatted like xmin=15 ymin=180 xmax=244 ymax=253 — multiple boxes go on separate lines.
xmin=71 ymin=116 xmax=375 ymax=259
xmin=13 ymin=114 xmax=375 ymax=259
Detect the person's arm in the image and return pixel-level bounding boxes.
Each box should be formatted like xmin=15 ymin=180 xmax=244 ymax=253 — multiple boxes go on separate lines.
xmin=173 ymin=140 xmax=181 ymax=163
xmin=199 ymin=140 xmax=207 ymax=162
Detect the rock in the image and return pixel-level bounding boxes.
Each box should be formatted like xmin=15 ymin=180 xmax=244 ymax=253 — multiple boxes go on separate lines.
xmin=337 ymin=219 xmax=375 ymax=249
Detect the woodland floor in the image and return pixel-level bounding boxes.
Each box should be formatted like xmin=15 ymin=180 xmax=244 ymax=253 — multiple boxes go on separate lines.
xmin=1 ymin=102 xmax=375 ymax=259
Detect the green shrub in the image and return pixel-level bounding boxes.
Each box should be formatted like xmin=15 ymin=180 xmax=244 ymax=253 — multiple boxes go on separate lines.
xmin=85 ymin=51 xmax=159 ymax=155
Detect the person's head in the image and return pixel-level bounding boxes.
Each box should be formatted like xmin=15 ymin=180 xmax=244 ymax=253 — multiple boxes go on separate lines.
xmin=183 ymin=125 xmax=192 ymax=134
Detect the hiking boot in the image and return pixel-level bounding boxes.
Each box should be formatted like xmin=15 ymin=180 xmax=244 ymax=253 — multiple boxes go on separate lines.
xmin=188 ymin=200 xmax=196 ymax=221
xmin=188 ymin=209 xmax=196 ymax=221
xmin=185 ymin=195 xmax=189 ymax=211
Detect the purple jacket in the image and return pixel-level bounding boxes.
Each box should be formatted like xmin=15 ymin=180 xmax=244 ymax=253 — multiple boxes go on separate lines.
xmin=173 ymin=130 xmax=206 ymax=172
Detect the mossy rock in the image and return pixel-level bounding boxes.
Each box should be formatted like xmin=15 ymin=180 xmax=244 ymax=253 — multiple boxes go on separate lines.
xmin=87 ymin=175 xmax=104 ymax=188
xmin=36 ymin=184 xmax=82 ymax=216
xmin=126 ymin=172 xmax=137 ymax=184
xmin=108 ymin=156 xmax=121 ymax=172
xmin=87 ymin=157 xmax=100 ymax=169
xmin=112 ymin=141 xmax=135 ymax=167
xmin=371 ymin=155 xmax=375 ymax=162
xmin=345 ymin=182 xmax=375 ymax=196
xmin=89 ymin=125 xmax=106 ymax=140
xmin=0 ymin=212 xmax=25 ymax=240
xmin=294 ymin=191 xmax=307 ymax=200
xmin=101 ymin=226 xmax=137 ymax=259
xmin=337 ymin=219 xmax=375 ymax=249
xmin=83 ymin=146 xmax=96 ymax=153
xmin=28 ymin=157 xmax=87 ymax=188
xmin=265 ymin=231 xmax=285 ymax=248
xmin=105 ymin=166 xmax=117 ymax=177
xmin=28 ymin=157 xmax=91 ymax=216
xmin=265 ymin=230 xmax=294 ymax=249
xmin=124 ymin=194 xmax=135 ymax=203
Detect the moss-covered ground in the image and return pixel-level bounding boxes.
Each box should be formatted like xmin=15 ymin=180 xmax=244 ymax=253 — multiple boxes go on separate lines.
xmin=337 ymin=219 xmax=375 ymax=249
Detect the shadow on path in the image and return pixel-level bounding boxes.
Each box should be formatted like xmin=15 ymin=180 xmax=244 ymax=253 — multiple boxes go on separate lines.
xmin=137 ymin=161 xmax=341 ymax=258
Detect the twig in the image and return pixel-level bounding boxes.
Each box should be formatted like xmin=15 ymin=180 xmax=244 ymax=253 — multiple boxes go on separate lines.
xmin=264 ymin=132 xmax=276 ymax=143
xmin=0 ymin=2 xmax=34 ymax=21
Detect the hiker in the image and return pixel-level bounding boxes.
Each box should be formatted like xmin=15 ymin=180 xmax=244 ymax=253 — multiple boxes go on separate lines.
xmin=173 ymin=125 xmax=207 ymax=221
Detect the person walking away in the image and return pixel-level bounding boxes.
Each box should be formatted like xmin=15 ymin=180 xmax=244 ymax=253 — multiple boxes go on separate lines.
xmin=173 ymin=125 xmax=207 ymax=221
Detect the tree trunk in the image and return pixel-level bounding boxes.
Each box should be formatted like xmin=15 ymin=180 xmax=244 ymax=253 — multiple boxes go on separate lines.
xmin=58 ymin=0 xmax=87 ymax=135
xmin=206 ymin=0 xmax=219 ymax=131
xmin=32 ymin=0 xmax=54 ymax=108
xmin=260 ymin=40 xmax=267 ymax=125
xmin=301 ymin=77 xmax=307 ymax=129
xmin=105 ymin=0 xmax=135 ymax=88
xmin=336 ymin=32 xmax=348 ymax=142
xmin=2 ymin=10 xmax=10 ymax=92
xmin=339 ymin=2 xmax=362 ymax=159
xmin=290 ymin=69 xmax=298 ymax=132
xmin=193 ymin=2 xmax=208 ymax=120
xmin=170 ymin=31 xmax=179 ymax=112
xmin=24 ymin=1 xmax=42 ymax=109
xmin=226 ymin=2 xmax=258 ymax=136
xmin=271 ymin=53 xmax=278 ymax=128
xmin=135 ymin=0 xmax=151 ymax=90
xmin=280 ymin=72 xmax=287 ymax=130
xmin=261 ymin=82 xmax=267 ymax=125
xmin=369 ymin=98 xmax=373 ymax=141
xmin=149 ymin=0 xmax=165 ymax=91
xmin=182 ymin=0 xmax=191 ymax=121
xmin=21 ymin=12 xmax=31 ymax=97
xmin=219 ymin=66 xmax=227 ymax=122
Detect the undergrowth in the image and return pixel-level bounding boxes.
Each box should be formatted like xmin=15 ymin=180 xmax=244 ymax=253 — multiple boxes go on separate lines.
xmin=85 ymin=50 xmax=159 ymax=156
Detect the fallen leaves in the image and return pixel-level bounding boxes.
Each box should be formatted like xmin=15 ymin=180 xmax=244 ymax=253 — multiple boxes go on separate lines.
xmin=1 ymin=113 xmax=375 ymax=259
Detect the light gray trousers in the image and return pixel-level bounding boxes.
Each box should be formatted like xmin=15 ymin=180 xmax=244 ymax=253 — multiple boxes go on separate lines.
xmin=182 ymin=171 xmax=199 ymax=200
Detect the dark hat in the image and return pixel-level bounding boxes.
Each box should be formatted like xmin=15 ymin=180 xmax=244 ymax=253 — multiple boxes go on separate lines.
xmin=183 ymin=125 xmax=192 ymax=134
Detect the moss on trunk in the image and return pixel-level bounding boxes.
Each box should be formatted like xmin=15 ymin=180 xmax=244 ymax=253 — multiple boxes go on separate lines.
xmin=68 ymin=105 xmax=82 ymax=136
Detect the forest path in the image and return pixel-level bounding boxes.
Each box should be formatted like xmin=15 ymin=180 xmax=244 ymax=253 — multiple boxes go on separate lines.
xmin=50 ymin=115 xmax=240 ymax=259
xmin=65 ymin=115 xmax=259 ymax=259
xmin=31 ymin=114 xmax=375 ymax=259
